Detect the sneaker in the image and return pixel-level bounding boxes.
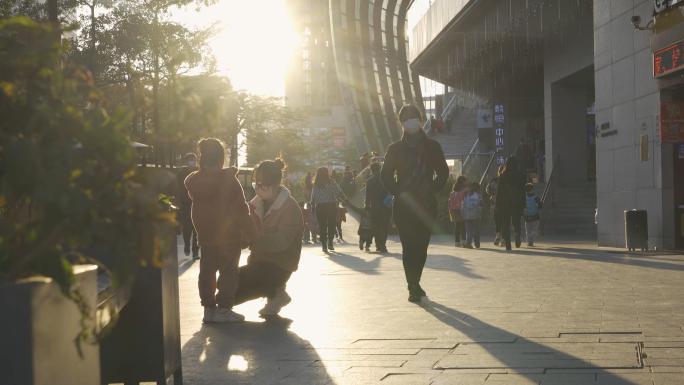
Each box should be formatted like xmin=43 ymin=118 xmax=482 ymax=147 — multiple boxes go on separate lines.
xmin=322 ymin=245 xmax=328 ymax=253
xmin=328 ymin=243 xmax=335 ymax=251
xmin=377 ymin=247 xmax=388 ymax=254
xmin=259 ymin=290 xmax=292 ymax=317
xmin=202 ymin=307 xmax=215 ymax=323
xmin=494 ymin=239 xmax=500 ymax=246
xmin=212 ymin=308 xmax=245 ymax=323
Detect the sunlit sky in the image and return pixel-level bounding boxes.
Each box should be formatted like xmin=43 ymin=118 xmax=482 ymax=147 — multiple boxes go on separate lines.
xmin=173 ymin=0 xmax=299 ymax=96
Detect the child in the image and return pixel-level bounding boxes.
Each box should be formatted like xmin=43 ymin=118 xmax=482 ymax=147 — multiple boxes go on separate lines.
xmin=358 ymin=211 xmax=373 ymax=251
xmin=301 ymin=202 xmax=312 ymax=244
xmin=303 ymin=202 xmax=319 ymax=244
xmin=335 ymin=203 xmax=347 ymax=242
xmin=461 ymin=182 xmax=483 ymax=249
xmin=448 ymin=176 xmax=468 ymax=247
xmin=524 ymin=183 xmax=542 ymax=246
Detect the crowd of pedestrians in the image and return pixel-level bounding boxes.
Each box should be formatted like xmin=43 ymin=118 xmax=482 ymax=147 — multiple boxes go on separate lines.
xmin=450 ymin=157 xmax=543 ymax=252
xmin=175 ymin=103 xmax=548 ymax=324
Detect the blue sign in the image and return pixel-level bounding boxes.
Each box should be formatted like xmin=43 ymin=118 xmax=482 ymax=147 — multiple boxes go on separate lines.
xmin=494 ymin=103 xmax=506 ymax=165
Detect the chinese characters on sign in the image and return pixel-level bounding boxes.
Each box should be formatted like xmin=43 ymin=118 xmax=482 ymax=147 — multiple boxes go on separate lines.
xmin=660 ymin=101 xmax=684 ymax=142
xmin=654 ymin=39 xmax=684 ymax=78
xmin=654 ymin=0 xmax=684 ymax=14
xmin=494 ymin=103 xmax=506 ymax=165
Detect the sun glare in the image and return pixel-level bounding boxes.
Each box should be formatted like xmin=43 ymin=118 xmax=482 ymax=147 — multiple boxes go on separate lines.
xmin=174 ymin=0 xmax=299 ymax=96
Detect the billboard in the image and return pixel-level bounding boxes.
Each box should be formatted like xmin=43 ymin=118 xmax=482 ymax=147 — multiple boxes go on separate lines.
xmin=660 ymin=100 xmax=684 ymax=142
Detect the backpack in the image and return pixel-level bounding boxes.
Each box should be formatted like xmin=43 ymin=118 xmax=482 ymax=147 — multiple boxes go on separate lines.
xmin=448 ymin=191 xmax=464 ymax=211
xmin=461 ymin=193 xmax=482 ymax=220
xmin=525 ymin=195 xmax=540 ymax=217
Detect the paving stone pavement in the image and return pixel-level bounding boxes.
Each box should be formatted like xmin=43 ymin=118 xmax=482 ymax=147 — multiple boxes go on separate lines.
xmin=178 ymin=217 xmax=684 ymax=385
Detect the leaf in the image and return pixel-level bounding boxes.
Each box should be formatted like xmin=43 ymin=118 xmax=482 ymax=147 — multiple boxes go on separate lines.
xmin=69 ymin=169 xmax=82 ymax=180
xmin=0 ymin=82 xmax=15 ymax=97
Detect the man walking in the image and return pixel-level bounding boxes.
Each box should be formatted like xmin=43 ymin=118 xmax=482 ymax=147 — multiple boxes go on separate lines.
xmin=381 ymin=104 xmax=449 ymax=303
xmin=365 ymin=162 xmax=391 ymax=253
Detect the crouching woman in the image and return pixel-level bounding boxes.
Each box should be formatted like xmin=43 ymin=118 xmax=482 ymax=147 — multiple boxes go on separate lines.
xmin=235 ymin=159 xmax=304 ymax=317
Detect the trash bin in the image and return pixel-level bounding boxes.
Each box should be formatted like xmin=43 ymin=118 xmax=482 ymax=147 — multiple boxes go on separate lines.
xmin=625 ymin=209 xmax=648 ymax=251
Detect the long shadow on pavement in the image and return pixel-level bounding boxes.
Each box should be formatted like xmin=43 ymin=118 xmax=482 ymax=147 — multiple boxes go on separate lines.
xmin=326 ymin=251 xmax=385 ymax=275
xmin=420 ymin=300 xmax=643 ymax=384
xmin=325 ymin=251 xmax=485 ymax=280
xmin=181 ymin=317 xmax=334 ymax=385
xmin=485 ymin=245 xmax=684 ymax=272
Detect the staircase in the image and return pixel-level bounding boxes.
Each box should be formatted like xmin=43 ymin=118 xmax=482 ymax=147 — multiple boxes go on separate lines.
xmin=433 ymin=106 xmax=479 ymax=159
xmin=541 ymin=181 xmax=597 ymax=238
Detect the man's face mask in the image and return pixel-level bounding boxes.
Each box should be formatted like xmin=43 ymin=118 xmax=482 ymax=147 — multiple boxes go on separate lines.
xmin=402 ymin=118 xmax=421 ymax=134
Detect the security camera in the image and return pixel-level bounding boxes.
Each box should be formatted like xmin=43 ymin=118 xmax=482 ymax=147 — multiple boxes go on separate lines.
xmin=631 ymin=15 xmax=653 ymax=31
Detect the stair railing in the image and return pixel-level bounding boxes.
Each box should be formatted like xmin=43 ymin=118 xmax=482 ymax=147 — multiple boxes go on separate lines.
xmin=541 ymin=154 xmax=560 ymax=208
xmin=461 ymin=138 xmax=480 ymax=174
xmin=440 ymin=92 xmax=459 ymax=122
xmin=479 ymin=152 xmax=497 ymax=186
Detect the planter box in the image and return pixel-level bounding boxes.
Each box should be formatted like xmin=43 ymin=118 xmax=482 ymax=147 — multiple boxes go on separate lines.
xmin=0 ymin=265 xmax=100 ymax=385
xmin=100 ymin=228 xmax=182 ymax=385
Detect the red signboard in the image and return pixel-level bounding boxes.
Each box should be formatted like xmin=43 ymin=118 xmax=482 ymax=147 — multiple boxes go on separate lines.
xmin=654 ymin=39 xmax=684 ymax=78
xmin=660 ymin=100 xmax=684 ymax=142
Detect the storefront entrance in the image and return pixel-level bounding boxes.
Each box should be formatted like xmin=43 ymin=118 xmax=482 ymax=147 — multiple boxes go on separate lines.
xmin=675 ymin=143 xmax=684 ymax=249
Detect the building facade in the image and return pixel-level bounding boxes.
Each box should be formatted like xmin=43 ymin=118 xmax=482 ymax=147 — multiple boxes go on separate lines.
xmin=409 ymin=0 xmax=684 ymax=249
xmin=286 ymin=0 xmax=423 ymax=155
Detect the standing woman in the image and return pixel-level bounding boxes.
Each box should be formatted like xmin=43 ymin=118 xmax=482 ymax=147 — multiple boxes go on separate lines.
xmin=381 ymin=104 xmax=449 ymax=303
xmin=495 ymin=156 xmax=526 ymax=251
xmin=310 ymin=167 xmax=346 ymax=252
xmin=486 ymin=165 xmax=505 ymax=246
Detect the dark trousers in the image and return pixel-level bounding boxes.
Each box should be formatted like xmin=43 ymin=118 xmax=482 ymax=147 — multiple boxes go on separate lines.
xmin=180 ymin=211 xmax=199 ymax=255
xmin=501 ymin=212 xmax=522 ymax=249
xmin=315 ymin=202 xmax=337 ymax=246
xmin=198 ymin=245 xmax=240 ymax=308
xmin=234 ymin=260 xmax=292 ymax=305
xmin=453 ymin=219 xmax=465 ymax=244
xmin=464 ymin=219 xmax=480 ymax=248
xmin=394 ymin=199 xmax=434 ymax=288
xmin=493 ymin=208 xmax=502 ymax=234
xmin=370 ymin=207 xmax=390 ymax=250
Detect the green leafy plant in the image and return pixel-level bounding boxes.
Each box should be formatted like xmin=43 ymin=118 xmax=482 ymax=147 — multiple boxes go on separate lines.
xmin=0 ymin=17 xmax=175 ymax=334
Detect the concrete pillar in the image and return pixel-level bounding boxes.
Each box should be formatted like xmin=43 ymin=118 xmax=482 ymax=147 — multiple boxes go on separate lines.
xmin=550 ymin=81 xmax=590 ymax=185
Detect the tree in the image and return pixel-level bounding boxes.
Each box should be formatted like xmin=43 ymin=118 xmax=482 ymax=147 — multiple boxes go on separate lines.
xmin=63 ymin=0 xmax=215 ymax=164
xmin=234 ymin=93 xmax=303 ymax=168
xmin=0 ymin=17 xmax=173 ymax=298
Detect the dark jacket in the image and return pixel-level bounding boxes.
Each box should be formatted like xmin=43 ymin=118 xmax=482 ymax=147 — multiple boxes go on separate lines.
xmin=495 ymin=168 xmax=526 ymax=215
xmin=184 ymin=167 xmax=255 ymax=247
xmin=176 ymin=166 xmax=196 ymax=213
xmin=380 ymin=132 xmax=449 ymax=205
xmin=365 ymin=173 xmax=389 ymax=209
